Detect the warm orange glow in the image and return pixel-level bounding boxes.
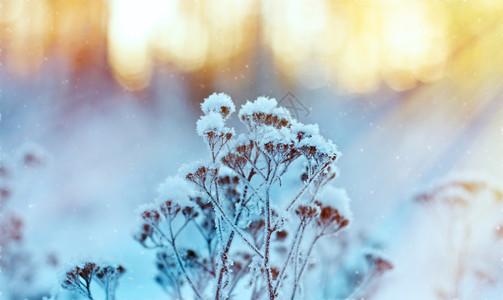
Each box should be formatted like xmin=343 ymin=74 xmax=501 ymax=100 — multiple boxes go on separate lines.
xmin=0 ymin=0 xmax=107 ymax=75
xmin=1 ymin=0 xmax=502 ymax=92
xmin=107 ymin=0 xmax=160 ymax=89
xmin=106 ymin=0 xmax=256 ymax=89
xmin=262 ymin=0 xmax=453 ymax=93
xmin=1 ymin=0 xmax=49 ymax=75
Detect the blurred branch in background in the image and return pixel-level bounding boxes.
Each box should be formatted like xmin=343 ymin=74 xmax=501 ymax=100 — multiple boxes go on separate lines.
xmin=1 ymin=0 xmax=502 ymax=95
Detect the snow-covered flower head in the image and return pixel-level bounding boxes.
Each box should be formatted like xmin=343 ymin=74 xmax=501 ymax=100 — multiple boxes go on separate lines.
xmin=196 ymin=112 xmax=225 ymax=137
xmin=200 ymin=93 xmax=235 ymax=119
xmin=181 ymin=160 xmax=219 ymax=188
xmin=298 ymin=134 xmax=339 ymax=164
xmin=239 ymin=97 xmax=292 ymax=130
xmin=314 ymin=186 xmax=352 ymax=231
xmin=134 ymin=91 xmax=351 ymax=299
xmin=259 ymin=126 xmax=295 ymax=155
xmin=156 ymin=176 xmax=195 ymax=209
xmin=291 ymin=121 xmax=320 ymax=142
xmin=196 ymin=111 xmax=235 ymax=152
xmin=136 ymin=203 xmax=161 ymax=225
xmin=220 ymin=135 xmax=251 ymax=175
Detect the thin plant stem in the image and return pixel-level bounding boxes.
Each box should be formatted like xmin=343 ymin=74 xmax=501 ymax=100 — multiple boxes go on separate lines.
xmin=168 ymin=215 xmax=204 ymax=300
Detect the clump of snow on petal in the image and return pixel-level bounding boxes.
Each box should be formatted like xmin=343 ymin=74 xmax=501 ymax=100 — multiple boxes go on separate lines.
xmin=260 ymin=126 xmax=294 ymax=146
xmin=239 ymin=96 xmax=278 ymax=117
xmin=201 ymin=93 xmax=235 ymax=118
xmin=156 ymin=176 xmax=195 ymax=208
xmin=239 ymin=97 xmax=293 ymax=130
xmin=298 ymin=135 xmax=339 ymax=157
xmin=318 ymin=186 xmax=352 ymax=223
xmin=196 ymin=112 xmax=225 ymax=136
xmin=291 ymin=121 xmax=320 ymax=139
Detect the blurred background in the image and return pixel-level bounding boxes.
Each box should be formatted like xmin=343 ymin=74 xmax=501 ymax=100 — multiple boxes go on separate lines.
xmin=1 ymin=0 xmax=503 ymax=298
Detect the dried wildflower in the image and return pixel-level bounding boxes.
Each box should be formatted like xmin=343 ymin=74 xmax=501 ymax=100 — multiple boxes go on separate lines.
xmin=155 ymin=251 xmax=184 ymax=297
xmin=0 ymin=148 xmax=50 ymax=299
xmin=295 ymin=205 xmax=319 ymax=221
xmin=133 ymin=223 xmax=155 ymax=247
xmin=62 ymin=262 xmax=100 ymax=299
xmin=196 ymin=112 xmax=226 ymax=137
xmin=62 ymin=262 xmax=125 ymax=300
xmin=414 ymin=173 xmax=503 ymax=300
xmin=291 ymin=121 xmax=320 ymax=142
xmin=239 ymin=97 xmax=291 ymax=130
xmin=159 ymin=200 xmax=181 ymax=218
xmin=95 ymin=265 xmax=126 ymax=300
xmin=182 ymin=205 xmax=199 ymax=220
xmin=201 ymin=93 xmax=236 ymax=119
xmin=298 ymin=135 xmax=338 ymax=164
xmin=1 ymin=214 xmax=23 ymax=243
xmin=196 ymin=103 xmax=235 ymax=162
xmin=140 ymin=205 xmax=161 ymax=225
xmin=134 ymin=93 xmax=352 ymax=300
xmin=314 ymin=186 xmax=352 ymax=232
xmin=364 ymin=251 xmax=393 ymax=274
xmin=184 ymin=162 xmax=219 ymax=187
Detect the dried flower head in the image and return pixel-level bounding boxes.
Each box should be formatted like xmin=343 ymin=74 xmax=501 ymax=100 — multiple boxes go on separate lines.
xmin=62 ymin=262 xmax=100 ymax=298
xmin=133 ymin=223 xmax=155 ymax=247
xmin=364 ymin=250 xmax=393 ymax=274
xmin=62 ymin=262 xmax=125 ymax=300
xmin=295 ymin=204 xmax=319 ymax=221
xmin=133 ymin=93 xmax=351 ymax=300
xmin=315 ymin=186 xmax=352 ymax=231
xmin=184 ymin=162 xmax=219 ymax=187
xmin=201 ymin=93 xmax=236 ymax=119
xmin=239 ymin=97 xmax=291 ymax=130
xmin=140 ymin=205 xmax=161 ymax=225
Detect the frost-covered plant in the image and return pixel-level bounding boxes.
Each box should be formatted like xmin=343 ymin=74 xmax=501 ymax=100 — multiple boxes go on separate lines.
xmin=415 ymin=173 xmax=503 ymax=299
xmin=135 ymin=93 xmax=354 ymax=299
xmin=0 ymin=145 xmax=50 ymax=299
xmin=61 ymin=262 xmax=125 ymax=300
